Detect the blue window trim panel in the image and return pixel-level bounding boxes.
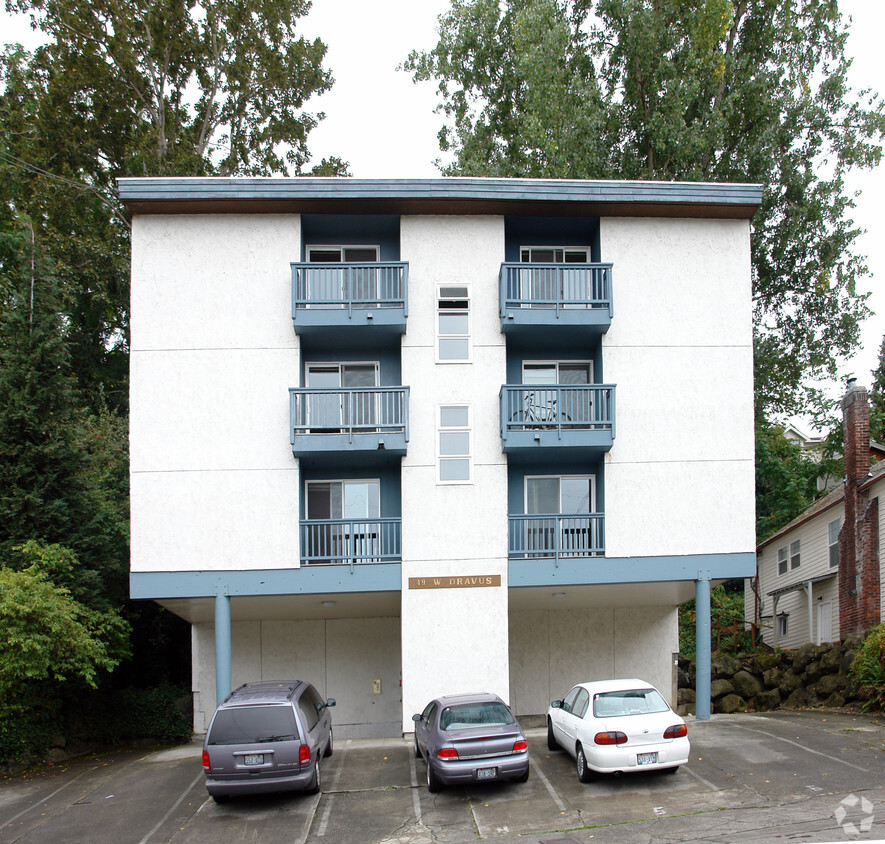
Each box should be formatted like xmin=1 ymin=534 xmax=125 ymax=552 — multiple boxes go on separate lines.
xmin=509 ymin=551 xmax=756 ymax=587
xmin=130 ymin=552 xmax=755 ymax=600
xmin=130 ymin=564 xmax=402 ymax=600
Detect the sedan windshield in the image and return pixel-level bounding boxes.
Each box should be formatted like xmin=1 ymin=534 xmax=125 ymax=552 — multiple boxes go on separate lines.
xmin=440 ymin=702 xmax=514 ymax=730
xmin=592 ymin=688 xmax=669 ymax=718
xmin=208 ymin=705 xmax=299 ymax=744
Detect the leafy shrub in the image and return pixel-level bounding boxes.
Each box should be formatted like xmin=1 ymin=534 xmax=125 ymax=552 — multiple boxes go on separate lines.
xmin=849 ymin=625 xmax=885 ymax=711
xmin=77 ymin=685 xmax=193 ymax=745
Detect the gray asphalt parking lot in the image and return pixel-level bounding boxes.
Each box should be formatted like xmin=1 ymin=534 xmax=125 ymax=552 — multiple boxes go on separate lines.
xmin=2 ymin=710 xmax=884 ymax=844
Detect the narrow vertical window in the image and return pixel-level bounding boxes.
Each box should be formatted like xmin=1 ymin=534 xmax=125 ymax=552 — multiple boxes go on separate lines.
xmin=828 ymin=519 xmax=840 ymax=568
xmin=777 ymin=615 xmax=789 ymax=638
xmin=438 ymin=405 xmax=471 ymax=483
xmin=790 ymin=539 xmax=800 ymax=570
xmin=437 ymin=285 xmax=470 ymax=361
xmin=777 ymin=547 xmax=788 ymax=576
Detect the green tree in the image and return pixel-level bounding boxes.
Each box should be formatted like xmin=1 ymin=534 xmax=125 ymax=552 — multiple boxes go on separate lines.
xmin=1 ymin=0 xmax=346 ymax=407
xmin=406 ymin=0 xmax=885 ymax=418
xmin=754 ymin=421 xmax=822 ymax=541
xmin=0 ymin=543 xmax=130 ymax=759
xmin=869 ymin=336 xmax=885 ymax=445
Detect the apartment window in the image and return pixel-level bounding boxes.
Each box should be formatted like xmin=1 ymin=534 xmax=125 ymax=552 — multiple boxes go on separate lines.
xmin=828 ymin=518 xmax=840 ymax=568
xmin=520 ymin=247 xmax=590 ymax=263
xmin=777 ymin=615 xmax=789 ymax=638
xmin=777 ymin=547 xmax=788 ymax=576
xmin=437 ymin=286 xmax=470 ymax=361
xmin=438 ymin=405 xmax=471 ymax=483
xmin=790 ymin=539 xmax=800 ymax=570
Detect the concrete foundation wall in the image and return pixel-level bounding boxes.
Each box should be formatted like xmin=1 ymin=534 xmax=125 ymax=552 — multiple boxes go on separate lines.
xmin=192 ymin=616 xmax=402 ymax=738
xmin=508 ymin=605 xmax=679 ymax=717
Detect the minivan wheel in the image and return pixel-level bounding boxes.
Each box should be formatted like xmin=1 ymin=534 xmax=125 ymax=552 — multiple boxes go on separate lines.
xmin=324 ymin=728 xmax=333 ymax=758
xmin=576 ymin=745 xmax=593 ymax=783
xmin=547 ymin=718 xmax=559 ymax=751
xmin=307 ymin=758 xmax=321 ymax=794
xmin=426 ymin=761 xmax=443 ymax=793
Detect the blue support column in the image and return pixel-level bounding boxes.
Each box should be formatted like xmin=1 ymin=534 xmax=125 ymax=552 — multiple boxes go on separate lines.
xmin=214 ymin=593 xmax=232 ymax=707
xmin=695 ymin=573 xmax=712 ymax=721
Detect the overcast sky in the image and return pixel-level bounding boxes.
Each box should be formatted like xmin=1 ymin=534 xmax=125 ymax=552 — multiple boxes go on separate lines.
xmin=2 ymin=0 xmax=882 ymax=412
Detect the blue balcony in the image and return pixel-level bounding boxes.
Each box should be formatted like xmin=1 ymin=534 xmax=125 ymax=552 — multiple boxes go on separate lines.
xmin=290 ymin=387 xmax=409 ymax=457
xmin=291 ymin=262 xmax=408 ymax=336
xmin=508 ymin=514 xmax=605 ymax=561
xmin=499 ymin=262 xmax=612 ymax=336
xmin=301 ymin=518 xmax=402 ymax=570
xmin=500 ymin=384 xmax=615 ymax=454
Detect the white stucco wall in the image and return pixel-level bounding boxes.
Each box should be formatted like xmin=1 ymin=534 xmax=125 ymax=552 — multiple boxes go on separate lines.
xmin=509 ymin=605 xmax=679 ymax=716
xmin=600 ymin=217 xmax=756 ymax=559
xmin=399 ymin=216 xmax=510 ymax=727
xmin=130 ymin=215 xmax=301 ymax=573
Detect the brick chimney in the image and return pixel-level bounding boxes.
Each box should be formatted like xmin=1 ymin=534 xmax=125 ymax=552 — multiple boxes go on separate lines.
xmin=838 ymin=379 xmax=880 ymax=636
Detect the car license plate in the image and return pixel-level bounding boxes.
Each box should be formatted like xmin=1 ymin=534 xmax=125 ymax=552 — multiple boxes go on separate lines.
xmin=476 ymin=767 xmax=497 ymax=780
xmin=244 ymin=754 xmax=264 ymax=766
xmin=637 ymin=752 xmax=657 ymax=765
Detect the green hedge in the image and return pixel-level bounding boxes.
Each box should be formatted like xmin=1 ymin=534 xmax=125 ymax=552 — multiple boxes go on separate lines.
xmin=849 ymin=625 xmax=885 ymax=711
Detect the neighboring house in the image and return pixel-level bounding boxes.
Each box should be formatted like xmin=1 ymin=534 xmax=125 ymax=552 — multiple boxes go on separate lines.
xmin=748 ymin=382 xmax=884 ymax=649
xmin=121 ymin=177 xmax=760 ymax=737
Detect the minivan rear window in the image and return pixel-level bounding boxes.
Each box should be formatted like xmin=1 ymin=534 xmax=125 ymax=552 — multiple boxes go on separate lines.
xmin=208 ymin=705 xmax=300 ymax=744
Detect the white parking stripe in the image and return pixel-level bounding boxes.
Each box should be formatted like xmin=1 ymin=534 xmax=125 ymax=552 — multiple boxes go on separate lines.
xmin=137 ymin=773 xmax=203 ymax=844
xmin=0 ymin=766 xmax=96 ymax=827
xmin=316 ymin=738 xmax=350 ymax=837
xmin=726 ymin=724 xmax=870 ymax=772
xmin=533 ymin=763 xmax=568 ymax=813
xmin=681 ymin=765 xmax=720 ymax=792
xmin=408 ymin=751 xmax=424 ymax=827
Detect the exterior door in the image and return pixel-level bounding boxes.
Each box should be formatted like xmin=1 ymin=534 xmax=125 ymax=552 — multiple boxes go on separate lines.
xmin=522 ymin=362 xmax=592 ymax=423
xmin=306 ymin=246 xmax=380 ymax=305
xmin=519 ymin=247 xmax=591 ymax=306
xmin=525 ymin=475 xmax=595 ymax=555
xmin=306 ymin=363 xmax=378 ymax=430
xmin=306 ymin=479 xmax=381 ymax=563
xmin=816 ymin=601 xmax=833 ymax=645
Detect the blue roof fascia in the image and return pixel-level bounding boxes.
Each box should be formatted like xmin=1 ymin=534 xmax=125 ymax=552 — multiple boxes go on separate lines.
xmin=117 ymin=177 xmax=764 ymax=215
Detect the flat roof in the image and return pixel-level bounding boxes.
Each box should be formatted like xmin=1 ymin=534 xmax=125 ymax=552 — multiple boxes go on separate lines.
xmin=116 ymin=177 xmax=763 ymax=219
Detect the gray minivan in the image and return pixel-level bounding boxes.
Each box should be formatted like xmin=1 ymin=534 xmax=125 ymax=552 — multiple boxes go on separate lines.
xmin=201 ymin=681 xmax=335 ymax=802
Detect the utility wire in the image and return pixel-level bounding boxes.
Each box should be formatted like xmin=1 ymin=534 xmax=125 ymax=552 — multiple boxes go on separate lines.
xmin=0 ymin=149 xmax=131 ymax=230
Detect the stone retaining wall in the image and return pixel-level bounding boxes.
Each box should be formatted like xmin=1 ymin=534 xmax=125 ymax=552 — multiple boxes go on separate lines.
xmin=676 ymin=633 xmax=875 ymax=715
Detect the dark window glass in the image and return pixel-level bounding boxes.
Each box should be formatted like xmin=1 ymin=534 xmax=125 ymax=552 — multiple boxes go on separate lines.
xmin=208 ymin=705 xmax=299 ymax=744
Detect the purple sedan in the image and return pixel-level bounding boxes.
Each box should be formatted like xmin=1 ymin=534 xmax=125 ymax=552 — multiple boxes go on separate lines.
xmin=412 ymin=692 xmax=530 ymax=792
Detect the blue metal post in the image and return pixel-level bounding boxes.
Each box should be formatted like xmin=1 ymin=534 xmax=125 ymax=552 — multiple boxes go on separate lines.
xmin=695 ymin=573 xmax=712 ymax=720
xmin=214 ymin=593 xmax=232 ymax=707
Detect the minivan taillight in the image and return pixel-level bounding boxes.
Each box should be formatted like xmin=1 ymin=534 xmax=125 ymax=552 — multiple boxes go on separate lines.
xmin=299 ymin=744 xmax=311 ymax=765
xmin=594 ymin=731 xmax=627 ymax=745
xmin=664 ymin=724 xmax=688 ymax=739
xmin=202 ymin=750 xmax=211 ymax=772
xmin=512 ymin=739 xmax=528 ymax=753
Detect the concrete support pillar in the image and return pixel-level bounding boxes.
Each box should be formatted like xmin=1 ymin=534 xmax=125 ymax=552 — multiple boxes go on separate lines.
xmin=214 ymin=593 xmax=232 ymax=706
xmin=695 ymin=574 xmax=712 ymax=721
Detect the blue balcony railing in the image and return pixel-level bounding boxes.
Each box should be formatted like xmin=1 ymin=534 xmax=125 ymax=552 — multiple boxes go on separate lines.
xmin=289 ymin=386 xmax=410 ymax=456
xmin=508 ymin=514 xmax=605 ymax=561
xmin=499 ymin=262 xmax=613 ymax=319
xmin=301 ymin=518 xmax=402 ymax=570
xmin=292 ymin=262 xmax=408 ymax=326
xmin=500 ymin=385 xmax=615 ymax=448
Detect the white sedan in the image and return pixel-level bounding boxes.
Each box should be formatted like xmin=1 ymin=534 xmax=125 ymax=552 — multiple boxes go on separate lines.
xmin=547 ymin=678 xmax=690 ymax=782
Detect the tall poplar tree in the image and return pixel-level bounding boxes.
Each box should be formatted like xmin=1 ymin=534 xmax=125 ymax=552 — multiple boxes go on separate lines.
xmin=406 ymin=0 xmax=885 ymax=419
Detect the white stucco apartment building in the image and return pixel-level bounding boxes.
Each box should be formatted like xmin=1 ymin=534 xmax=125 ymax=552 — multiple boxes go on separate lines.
xmin=121 ymin=178 xmax=761 ymax=736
